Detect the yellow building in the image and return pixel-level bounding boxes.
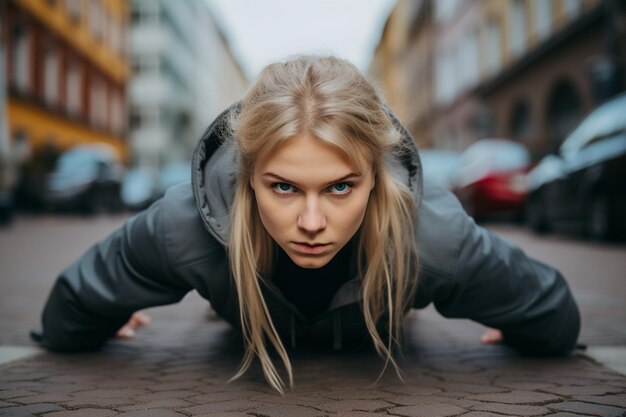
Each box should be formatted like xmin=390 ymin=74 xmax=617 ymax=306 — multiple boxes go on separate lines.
xmin=3 ymin=0 xmax=130 ymax=162
xmin=370 ymin=0 xmax=435 ymax=147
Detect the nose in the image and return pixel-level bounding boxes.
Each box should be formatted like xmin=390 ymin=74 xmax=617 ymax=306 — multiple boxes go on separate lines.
xmin=297 ymin=198 xmax=327 ymax=233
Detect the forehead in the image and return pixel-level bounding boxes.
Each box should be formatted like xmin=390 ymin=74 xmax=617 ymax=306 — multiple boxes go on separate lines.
xmin=256 ymin=136 xmax=369 ymax=180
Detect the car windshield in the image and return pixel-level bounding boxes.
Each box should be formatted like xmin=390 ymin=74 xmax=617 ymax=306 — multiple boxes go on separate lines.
xmin=462 ymin=140 xmax=529 ymax=172
xmin=57 ymin=151 xmax=101 ymax=172
xmin=560 ymin=92 xmax=626 ymax=157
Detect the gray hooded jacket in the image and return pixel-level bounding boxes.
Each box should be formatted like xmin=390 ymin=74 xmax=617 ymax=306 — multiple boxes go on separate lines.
xmin=39 ymin=104 xmax=580 ymax=355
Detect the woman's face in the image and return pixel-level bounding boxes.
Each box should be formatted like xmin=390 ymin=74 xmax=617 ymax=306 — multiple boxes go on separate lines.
xmin=250 ymin=135 xmax=375 ymax=269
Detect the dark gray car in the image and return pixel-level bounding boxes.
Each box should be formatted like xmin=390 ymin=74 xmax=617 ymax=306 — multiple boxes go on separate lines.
xmin=526 ymin=92 xmax=626 ymax=240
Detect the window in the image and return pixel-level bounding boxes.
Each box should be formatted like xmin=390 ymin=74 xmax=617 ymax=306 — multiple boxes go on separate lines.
xmin=435 ymin=0 xmax=465 ymax=23
xmin=11 ymin=23 xmax=31 ymax=93
xmin=564 ymin=0 xmax=583 ymax=19
xmin=44 ymin=45 xmax=60 ymax=106
xmin=509 ymin=0 xmax=527 ymax=57
xmin=534 ymin=0 xmax=552 ymax=39
xmin=109 ymin=16 xmax=120 ymax=53
xmin=65 ymin=0 xmax=81 ymax=23
xmin=110 ymin=92 xmax=124 ymax=133
xmin=90 ymin=1 xmax=105 ymax=40
xmin=463 ymin=30 xmax=479 ymax=88
xmin=484 ymin=19 xmax=502 ymax=74
xmin=90 ymin=78 xmax=107 ymax=128
xmin=66 ymin=61 xmax=82 ymax=116
xmin=510 ymin=100 xmax=533 ymax=140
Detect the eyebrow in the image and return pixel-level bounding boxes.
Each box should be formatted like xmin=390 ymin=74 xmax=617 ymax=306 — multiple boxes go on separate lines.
xmin=262 ymin=172 xmax=361 ymax=188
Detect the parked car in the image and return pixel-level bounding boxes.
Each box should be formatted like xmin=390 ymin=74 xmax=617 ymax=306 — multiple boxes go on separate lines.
xmin=526 ymin=92 xmax=626 ymax=240
xmin=452 ymin=139 xmax=531 ymax=221
xmin=158 ymin=162 xmax=191 ymax=192
xmin=420 ymin=149 xmax=461 ymax=190
xmin=44 ymin=144 xmax=125 ymax=214
xmin=120 ymin=168 xmax=158 ymax=211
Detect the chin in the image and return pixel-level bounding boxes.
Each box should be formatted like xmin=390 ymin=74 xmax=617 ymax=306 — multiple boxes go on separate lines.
xmin=289 ymin=254 xmax=333 ymax=269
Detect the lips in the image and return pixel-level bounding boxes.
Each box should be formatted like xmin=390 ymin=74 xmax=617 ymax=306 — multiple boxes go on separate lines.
xmin=291 ymin=241 xmax=331 ymax=255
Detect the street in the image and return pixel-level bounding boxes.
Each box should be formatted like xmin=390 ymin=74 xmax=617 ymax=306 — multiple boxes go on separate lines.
xmin=1 ymin=214 xmax=625 ymax=416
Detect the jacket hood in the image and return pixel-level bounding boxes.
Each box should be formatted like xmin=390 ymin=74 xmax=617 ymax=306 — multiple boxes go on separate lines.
xmin=191 ymin=102 xmax=423 ymax=246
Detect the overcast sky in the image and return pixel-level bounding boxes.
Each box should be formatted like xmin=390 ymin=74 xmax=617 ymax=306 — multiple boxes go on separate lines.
xmin=205 ymin=0 xmax=397 ymax=80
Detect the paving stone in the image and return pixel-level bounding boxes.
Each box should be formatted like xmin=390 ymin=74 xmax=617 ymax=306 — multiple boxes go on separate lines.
xmin=193 ymin=414 xmax=250 ymax=417
xmin=331 ymin=413 xmax=392 ymax=417
xmin=181 ymin=400 xmax=257 ymax=415
xmin=251 ymin=393 xmax=326 ymax=406
xmin=0 ymin=390 xmax=39 ymax=400
xmin=388 ymin=403 xmax=467 ymax=417
xmin=384 ymin=395 xmax=458 ymax=406
xmin=0 ymin=403 xmax=64 ymax=417
xmin=493 ymin=381 xmax=557 ymax=391
xmin=187 ymin=390 xmax=260 ymax=404
xmin=382 ymin=385 xmax=443 ymax=396
xmin=546 ymin=414 xmax=601 ymax=417
xmin=433 ymin=382 xmax=507 ymax=394
xmin=44 ymin=409 xmax=118 ymax=417
xmin=70 ymin=388 xmax=149 ymax=399
xmin=547 ymin=401 xmax=626 ymax=416
xmin=134 ymin=390 xmax=198 ymax=401
xmin=253 ymin=404 xmax=327 ymax=417
xmin=61 ymin=397 xmax=136 ymax=408
xmin=148 ymin=381 xmax=201 ymax=391
xmin=574 ymin=394 xmax=626 ymax=407
xmin=117 ymin=410 xmax=187 ymax=417
xmin=318 ymin=399 xmax=391 ymax=412
xmin=472 ymin=403 xmax=549 ymax=416
xmin=319 ymin=389 xmax=385 ymax=400
xmin=542 ymin=385 xmax=624 ymax=396
xmin=467 ymin=390 xmax=561 ymax=404
xmin=117 ymin=398 xmax=195 ymax=411
xmin=11 ymin=393 xmax=74 ymax=404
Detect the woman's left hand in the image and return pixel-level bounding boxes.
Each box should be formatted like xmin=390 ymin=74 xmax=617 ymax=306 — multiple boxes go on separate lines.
xmin=116 ymin=311 xmax=152 ymax=339
xmin=480 ymin=328 xmax=503 ymax=344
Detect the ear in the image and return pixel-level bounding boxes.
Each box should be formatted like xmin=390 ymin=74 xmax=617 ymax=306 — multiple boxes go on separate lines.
xmin=249 ymin=174 xmax=255 ymax=191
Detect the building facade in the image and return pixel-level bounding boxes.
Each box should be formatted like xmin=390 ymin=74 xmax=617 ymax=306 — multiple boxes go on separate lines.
xmin=372 ymin=0 xmax=625 ymax=158
xmin=128 ymin=0 xmax=247 ymax=172
xmin=479 ymin=0 xmax=618 ymax=157
xmin=2 ymin=0 xmax=130 ymax=162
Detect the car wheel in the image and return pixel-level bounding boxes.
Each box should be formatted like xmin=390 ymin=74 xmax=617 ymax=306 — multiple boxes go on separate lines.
xmin=527 ymin=194 xmax=549 ymax=234
xmin=587 ymin=193 xmax=613 ymax=241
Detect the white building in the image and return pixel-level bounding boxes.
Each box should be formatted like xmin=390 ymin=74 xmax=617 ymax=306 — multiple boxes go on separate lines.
xmin=129 ymin=0 xmax=247 ymax=171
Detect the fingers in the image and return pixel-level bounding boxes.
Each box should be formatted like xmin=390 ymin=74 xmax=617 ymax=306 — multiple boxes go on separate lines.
xmin=116 ymin=311 xmax=152 ymax=339
xmin=116 ymin=325 xmax=136 ymax=339
xmin=480 ymin=328 xmax=504 ymax=344
xmin=129 ymin=311 xmax=152 ymax=326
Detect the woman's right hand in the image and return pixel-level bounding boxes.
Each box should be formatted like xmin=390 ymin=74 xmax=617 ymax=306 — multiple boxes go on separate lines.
xmin=116 ymin=311 xmax=151 ymax=339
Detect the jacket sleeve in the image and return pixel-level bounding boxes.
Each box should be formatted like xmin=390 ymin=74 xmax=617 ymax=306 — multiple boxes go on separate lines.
xmin=39 ymin=199 xmax=192 ymax=351
xmin=414 ymin=180 xmax=580 ymax=355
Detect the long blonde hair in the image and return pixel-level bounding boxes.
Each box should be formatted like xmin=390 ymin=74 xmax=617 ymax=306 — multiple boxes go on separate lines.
xmin=228 ymin=56 xmax=419 ymax=393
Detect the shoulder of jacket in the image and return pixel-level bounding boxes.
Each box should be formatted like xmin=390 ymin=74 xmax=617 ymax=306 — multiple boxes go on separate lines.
xmin=160 ymin=182 xmax=224 ymax=268
xmin=416 ymin=178 xmax=468 ymax=280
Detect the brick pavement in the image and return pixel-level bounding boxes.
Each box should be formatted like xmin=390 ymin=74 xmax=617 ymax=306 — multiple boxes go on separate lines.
xmin=1 ymin=216 xmax=626 ymax=416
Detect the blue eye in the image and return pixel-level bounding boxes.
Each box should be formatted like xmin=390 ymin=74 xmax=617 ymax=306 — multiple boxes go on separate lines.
xmin=272 ymin=183 xmax=295 ymax=194
xmin=329 ymin=182 xmax=352 ymax=195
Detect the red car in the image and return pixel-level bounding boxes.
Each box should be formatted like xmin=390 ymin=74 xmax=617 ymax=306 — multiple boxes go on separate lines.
xmin=452 ymin=139 xmax=531 ymax=221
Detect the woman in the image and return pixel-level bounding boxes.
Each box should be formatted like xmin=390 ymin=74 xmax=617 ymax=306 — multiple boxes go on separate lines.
xmin=36 ymin=56 xmax=580 ymax=393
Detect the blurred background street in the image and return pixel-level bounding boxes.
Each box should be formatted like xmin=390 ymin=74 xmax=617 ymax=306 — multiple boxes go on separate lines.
xmin=1 ymin=0 xmax=626 ymax=415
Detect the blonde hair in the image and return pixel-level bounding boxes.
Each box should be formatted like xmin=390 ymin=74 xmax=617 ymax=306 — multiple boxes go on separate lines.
xmin=228 ymin=56 xmax=419 ymax=393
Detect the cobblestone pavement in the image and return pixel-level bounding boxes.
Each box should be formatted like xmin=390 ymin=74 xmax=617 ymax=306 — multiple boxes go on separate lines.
xmin=1 ymin=215 xmax=625 ymax=416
